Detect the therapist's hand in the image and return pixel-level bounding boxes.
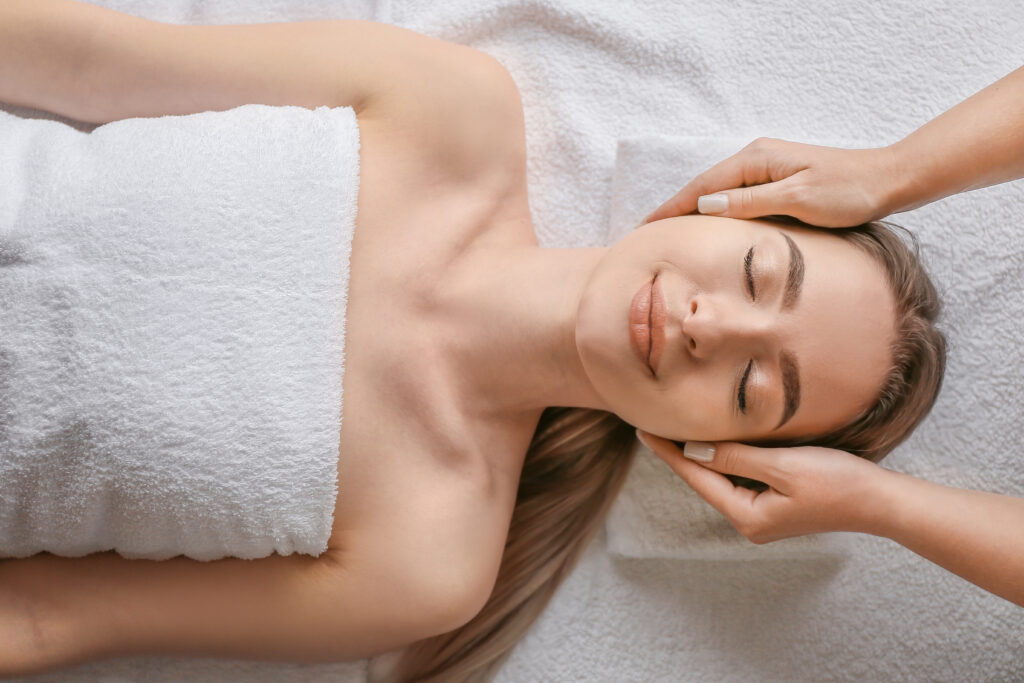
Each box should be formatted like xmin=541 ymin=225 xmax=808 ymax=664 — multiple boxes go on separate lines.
xmin=643 ymin=138 xmax=903 ymax=228
xmin=635 ymin=431 xmax=888 ymax=543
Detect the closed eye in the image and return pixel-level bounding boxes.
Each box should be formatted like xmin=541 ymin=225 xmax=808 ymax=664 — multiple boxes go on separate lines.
xmin=738 ymin=359 xmax=753 ymax=414
xmin=744 ymin=246 xmax=756 ymax=300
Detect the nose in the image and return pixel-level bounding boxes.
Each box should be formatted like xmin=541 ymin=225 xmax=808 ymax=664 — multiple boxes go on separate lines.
xmin=681 ymin=295 xmax=771 ymax=359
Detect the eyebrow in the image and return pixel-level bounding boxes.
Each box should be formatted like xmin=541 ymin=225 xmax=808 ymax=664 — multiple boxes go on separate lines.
xmin=775 ymin=350 xmax=801 ymax=430
xmin=770 ymin=233 xmax=804 ymax=430
xmin=781 ymin=233 xmax=805 ymax=310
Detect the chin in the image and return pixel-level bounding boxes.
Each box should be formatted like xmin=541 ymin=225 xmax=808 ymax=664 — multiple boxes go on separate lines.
xmin=573 ymin=335 xmax=625 ymax=410
xmin=574 ymin=253 xmax=654 ymax=422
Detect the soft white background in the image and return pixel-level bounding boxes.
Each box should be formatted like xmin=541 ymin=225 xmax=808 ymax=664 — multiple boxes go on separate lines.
xmin=8 ymin=0 xmax=1024 ymax=681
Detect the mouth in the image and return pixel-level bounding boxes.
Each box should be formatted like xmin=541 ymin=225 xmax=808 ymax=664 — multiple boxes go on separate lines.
xmin=649 ymin=275 xmax=666 ymax=374
xmin=629 ymin=275 xmax=658 ymax=376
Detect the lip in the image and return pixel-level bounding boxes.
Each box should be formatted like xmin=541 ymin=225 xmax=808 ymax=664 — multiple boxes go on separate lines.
xmin=629 ymin=277 xmax=654 ymax=375
xmin=649 ymin=276 xmax=666 ymax=374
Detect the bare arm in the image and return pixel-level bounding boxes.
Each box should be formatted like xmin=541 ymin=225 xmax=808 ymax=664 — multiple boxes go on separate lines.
xmin=872 ymin=470 xmax=1024 ymax=607
xmin=0 ymin=473 xmax=505 ymax=676
xmin=638 ymin=434 xmax=1024 ymax=608
xmin=886 ymin=65 xmax=1024 ymax=212
xmin=645 ymin=65 xmax=1024 ymax=226
xmin=0 ymin=541 xmax=484 ymax=677
xmin=0 ymin=0 xmax=103 ymax=118
xmin=0 ymin=0 xmax=489 ymax=124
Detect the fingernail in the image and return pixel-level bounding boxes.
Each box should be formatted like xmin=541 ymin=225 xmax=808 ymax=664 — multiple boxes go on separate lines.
xmin=635 ymin=429 xmax=651 ymax=449
xmin=697 ymin=194 xmax=728 ymax=214
xmin=683 ymin=441 xmax=716 ymax=462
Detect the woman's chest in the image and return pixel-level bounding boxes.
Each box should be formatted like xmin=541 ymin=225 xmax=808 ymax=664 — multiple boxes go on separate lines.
xmin=327 ymin=341 xmax=533 ymax=563
xmin=324 ymin=115 xmax=534 ymax=555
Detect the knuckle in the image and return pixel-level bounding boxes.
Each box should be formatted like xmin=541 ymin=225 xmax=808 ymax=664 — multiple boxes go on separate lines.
xmin=736 ymin=187 xmax=757 ymax=212
xmin=772 ymin=451 xmax=795 ymax=476
xmin=716 ymin=442 xmax=740 ymax=471
xmin=738 ymin=517 xmax=775 ymax=543
xmin=781 ymin=181 xmax=808 ymax=207
xmin=690 ymin=170 xmax=712 ymax=193
xmin=733 ymin=518 xmax=760 ymax=540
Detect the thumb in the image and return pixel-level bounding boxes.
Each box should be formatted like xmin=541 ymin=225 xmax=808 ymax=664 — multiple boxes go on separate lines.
xmin=637 ymin=433 xmax=784 ymax=488
xmin=697 ymin=179 xmax=797 ymax=220
xmin=683 ymin=441 xmax=785 ymax=488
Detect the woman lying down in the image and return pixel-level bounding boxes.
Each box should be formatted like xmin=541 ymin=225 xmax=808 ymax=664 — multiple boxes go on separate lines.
xmin=0 ymin=2 xmax=945 ymax=681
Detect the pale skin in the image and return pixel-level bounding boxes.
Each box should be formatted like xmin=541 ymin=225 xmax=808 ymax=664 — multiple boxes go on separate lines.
xmin=641 ymin=65 xmax=1024 ymax=607
xmin=0 ymin=0 xmax=904 ymax=675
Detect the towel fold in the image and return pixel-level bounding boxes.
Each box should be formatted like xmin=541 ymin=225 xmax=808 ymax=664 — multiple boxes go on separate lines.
xmin=0 ymin=104 xmax=360 ymax=561
xmin=604 ymin=135 xmax=854 ymax=559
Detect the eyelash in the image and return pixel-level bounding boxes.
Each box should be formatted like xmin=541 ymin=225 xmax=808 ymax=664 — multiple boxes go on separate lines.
xmin=738 ymin=359 xmax=753 ymax=414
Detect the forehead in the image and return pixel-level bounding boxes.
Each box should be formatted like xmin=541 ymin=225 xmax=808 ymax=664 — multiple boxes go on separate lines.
xmin=754 ymin=220 xmax=896 ymax=439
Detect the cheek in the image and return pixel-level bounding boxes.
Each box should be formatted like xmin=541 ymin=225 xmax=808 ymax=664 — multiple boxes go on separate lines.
xmin=637 ymin=376 xmax=737 ymax=442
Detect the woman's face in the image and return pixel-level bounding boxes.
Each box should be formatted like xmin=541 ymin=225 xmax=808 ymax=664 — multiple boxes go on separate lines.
xmin=575 ymin=216 xmax=896 ymax=443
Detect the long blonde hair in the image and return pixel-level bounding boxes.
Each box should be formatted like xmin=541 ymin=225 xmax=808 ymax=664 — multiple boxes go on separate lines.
xmin=380 ymin=220 xmax=945 ymax=682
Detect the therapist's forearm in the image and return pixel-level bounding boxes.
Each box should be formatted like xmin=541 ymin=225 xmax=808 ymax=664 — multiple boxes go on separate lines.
xmin=871 ymin=469 xmax=1024 ymax=607
xmin=884 ymin=65 xmax=1024 ymax=215
xmin=0 ymin=0 xmax=108 ymax=119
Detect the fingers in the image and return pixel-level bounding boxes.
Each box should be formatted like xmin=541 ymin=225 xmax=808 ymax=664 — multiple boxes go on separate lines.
xmin=700 ymin=180 xmax=800 ymax=220
xmin=636 ymin=432 xmax=761 ymax=520
xmin=679 ymin=439 xmax=789 ymax=489
xmin=644 ymin=149 xmax=758 ymax=223
xmin=643 ymin=182 xmax=702 ymax=223
xmin=643 ymin=139 xmax=802 ymax=223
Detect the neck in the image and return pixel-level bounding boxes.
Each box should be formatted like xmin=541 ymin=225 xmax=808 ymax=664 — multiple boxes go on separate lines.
xmin=442 ymin=244 xmax=611 ymax=418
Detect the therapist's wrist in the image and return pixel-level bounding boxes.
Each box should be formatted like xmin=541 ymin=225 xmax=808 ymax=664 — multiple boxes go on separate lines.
xmin=877 ymin=140 xmax=945 ymax=217
xmin=868 ymin=144 xmax=912 ymax=218
xmin=851 ymin=464 xmax=911 ymax=539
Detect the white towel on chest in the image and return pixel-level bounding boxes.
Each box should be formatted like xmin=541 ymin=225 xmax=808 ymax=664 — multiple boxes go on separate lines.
xmin=0 ymin=104 xmax=359 ymax=561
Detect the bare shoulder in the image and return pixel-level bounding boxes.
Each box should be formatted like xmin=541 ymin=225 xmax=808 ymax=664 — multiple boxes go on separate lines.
xmin=361 ymin=42 xmax=527 ymax=186
xmin=331 ymin=461 xmax=512 ymax=631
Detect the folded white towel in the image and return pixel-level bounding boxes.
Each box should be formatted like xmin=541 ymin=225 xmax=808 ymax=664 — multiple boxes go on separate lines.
xmin=0 ymin=104 xmax=359 ymax=561
xmin=604 ymin=136 xmax=854 ymax=559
